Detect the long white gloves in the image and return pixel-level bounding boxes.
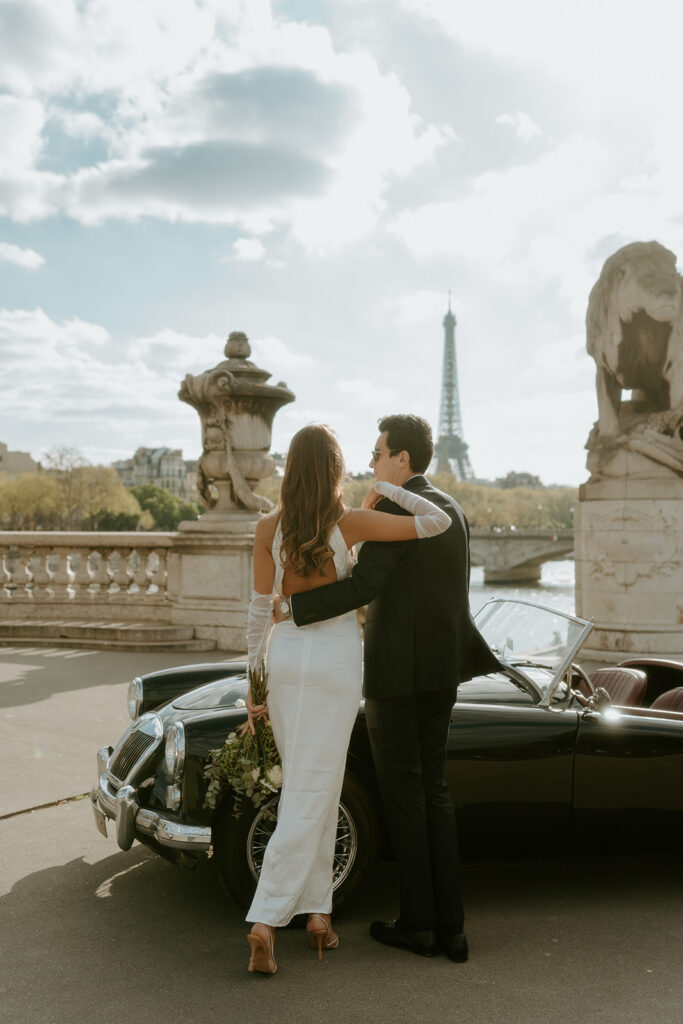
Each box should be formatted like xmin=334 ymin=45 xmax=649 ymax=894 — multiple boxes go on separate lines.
xmin=246 ymin=590 xmax=273 ymax=671
xmin=373 ymin=481 xmax=451 ymax=539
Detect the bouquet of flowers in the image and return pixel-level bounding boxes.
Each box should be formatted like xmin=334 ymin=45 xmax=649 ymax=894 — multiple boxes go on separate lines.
xmin=203 ymin=664 xmax=283 ymax=817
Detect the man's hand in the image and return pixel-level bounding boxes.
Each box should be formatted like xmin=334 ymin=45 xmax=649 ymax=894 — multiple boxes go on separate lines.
xmin=272 ymin=592 xmax=291 ymax=624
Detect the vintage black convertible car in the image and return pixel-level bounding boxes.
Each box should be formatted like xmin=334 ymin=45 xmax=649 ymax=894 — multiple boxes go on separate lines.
xmin=90 ymin=598 xmax=683 ymax=911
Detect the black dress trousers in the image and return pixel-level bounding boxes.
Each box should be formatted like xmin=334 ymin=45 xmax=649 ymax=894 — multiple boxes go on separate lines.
xmin=364 ymin=685 xmax=464 ymax=933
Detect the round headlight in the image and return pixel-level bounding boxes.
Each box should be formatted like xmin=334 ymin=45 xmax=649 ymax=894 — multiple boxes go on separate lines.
xmin=127 ymin=677 xmax=143 ymax=720
xmin=164 ymin=722 xmax=186 ymax=780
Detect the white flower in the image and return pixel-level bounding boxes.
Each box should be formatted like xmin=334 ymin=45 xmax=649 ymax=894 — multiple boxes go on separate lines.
xmin=235 ymin=698 xmax=246 ymax=708
xmin=266 ymin=765 xmax=283 ymax=788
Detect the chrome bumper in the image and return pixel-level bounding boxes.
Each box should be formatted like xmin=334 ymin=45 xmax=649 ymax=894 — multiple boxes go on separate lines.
xmin=91 ymin=748 xmax=211 ymax=854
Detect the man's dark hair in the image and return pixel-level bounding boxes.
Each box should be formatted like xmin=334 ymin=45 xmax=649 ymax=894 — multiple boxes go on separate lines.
xmin=378 ymin=414 xmax=434 ymax=473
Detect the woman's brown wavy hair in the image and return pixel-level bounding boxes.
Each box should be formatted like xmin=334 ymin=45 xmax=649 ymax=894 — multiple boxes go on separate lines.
xmin=278 ymin=424 xmax=346 ymax=577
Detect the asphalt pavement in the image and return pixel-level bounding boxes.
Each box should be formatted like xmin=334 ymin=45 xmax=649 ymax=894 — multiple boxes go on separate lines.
xmin=1 ymin=644 xmax=682 ymax=1024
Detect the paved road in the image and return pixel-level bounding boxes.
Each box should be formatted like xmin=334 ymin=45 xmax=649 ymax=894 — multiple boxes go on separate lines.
xmin=1 ymin=645 xmax=682 ymax=1024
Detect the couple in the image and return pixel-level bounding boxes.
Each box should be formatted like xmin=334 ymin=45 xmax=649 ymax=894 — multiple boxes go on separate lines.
xmin=243 ymin=414 xmax=499 ymax=974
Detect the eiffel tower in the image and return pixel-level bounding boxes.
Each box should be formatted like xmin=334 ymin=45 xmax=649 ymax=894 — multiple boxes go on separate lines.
xmin=434 ymin=296 xmax=474 ymax=479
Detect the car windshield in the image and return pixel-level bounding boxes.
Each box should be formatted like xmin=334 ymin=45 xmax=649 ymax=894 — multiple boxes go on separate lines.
xmin=474 ymin=598 xmax=592 ymax=695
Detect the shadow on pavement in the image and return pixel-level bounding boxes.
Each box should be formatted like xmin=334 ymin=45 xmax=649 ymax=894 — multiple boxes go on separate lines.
xmin=2 ymin=829 xmax=683 ymax=1024
xmin=0 ymin=647 xmax=232 ymax=709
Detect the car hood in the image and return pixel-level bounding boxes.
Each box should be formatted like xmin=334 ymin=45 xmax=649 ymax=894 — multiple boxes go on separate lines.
xmin=172 ymin=675 xmax=249 ymax=711
xmin=457 ymin=672 xmax=535 ymax=706
xmin=171 ymin=670 xmax=532 ymax=711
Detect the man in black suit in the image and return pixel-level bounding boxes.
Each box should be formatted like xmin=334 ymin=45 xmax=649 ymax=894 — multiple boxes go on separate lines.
xmin=284 ymin=414 xmax=500 ymax=959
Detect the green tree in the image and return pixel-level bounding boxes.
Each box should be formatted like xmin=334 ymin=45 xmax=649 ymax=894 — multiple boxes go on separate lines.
xmin=42 ymin=447 xmax=90 ymax=529
xmin=131 ymin=484 xmax=202 ymax=530
xmin=0 ymin=473 xmax=63 ymax=529
xmin=78 ymin=466 xmax=144 ymax=530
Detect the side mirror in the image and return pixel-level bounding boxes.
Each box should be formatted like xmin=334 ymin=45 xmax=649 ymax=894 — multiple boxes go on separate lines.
xmin=590 ymin=686 xmax=611 ymax=712
xmin=568 ymin=685 xmax=612 ymax=713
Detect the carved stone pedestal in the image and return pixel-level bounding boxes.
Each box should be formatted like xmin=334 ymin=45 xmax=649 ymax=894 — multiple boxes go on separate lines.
xmin=167 ymin=515 xmax=257 ymax=652
xmin=575 ymin=476 xmax=683 ymax=661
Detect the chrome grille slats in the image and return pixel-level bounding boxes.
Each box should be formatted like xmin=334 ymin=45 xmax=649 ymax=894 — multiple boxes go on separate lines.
xmin=110 ymin=730 xmax=155 ymax=779
xmin=106 ymin=712 xmax=163 ymax=785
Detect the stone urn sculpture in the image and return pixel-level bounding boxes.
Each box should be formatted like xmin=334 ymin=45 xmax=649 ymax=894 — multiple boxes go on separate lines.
xmin=178 ymin=332 xmax=295 ymax=518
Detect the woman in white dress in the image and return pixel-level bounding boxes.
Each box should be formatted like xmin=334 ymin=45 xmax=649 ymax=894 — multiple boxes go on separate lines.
xmin=243 ymin=424 xmax=450 ymax=974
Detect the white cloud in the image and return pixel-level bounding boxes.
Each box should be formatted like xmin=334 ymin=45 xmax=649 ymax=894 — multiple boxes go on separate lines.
xmin=125 ymin=328 xmax=226 ymax=375
xmin=0 ymin=242 xmax=45 ymax=269
xmin=0 ymin=3 xmax=447 ymax=249
xmin=396 ymin=290 xmax=452 ymax=327
xmin=232 ymin=237 xmax=267 ymax=261
xmin=0 ymin=95 xmax=45 ymax=171
xmin=0 ymin=308 xmax=198 ymax=445
xmin=337 ymin=377 xmax=398 ymax=407
xmin=496 ymin=110 xmax=542 ymax=142
xmin=250 ymin=335 xmax=313 ymax=371
xmin=390 ymin=134 xmax=610 ymax=264
xmin=0 ymin=0 xmax=217 ymax=96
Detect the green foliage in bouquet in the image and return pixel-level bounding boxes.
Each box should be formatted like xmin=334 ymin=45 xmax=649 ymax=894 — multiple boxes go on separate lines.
xmin=203 ymin=664 xmax=282 ymax=817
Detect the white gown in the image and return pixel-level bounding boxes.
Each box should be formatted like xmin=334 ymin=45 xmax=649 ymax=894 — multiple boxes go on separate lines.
xmin=246 ymin=522 xmax=361 ymax=927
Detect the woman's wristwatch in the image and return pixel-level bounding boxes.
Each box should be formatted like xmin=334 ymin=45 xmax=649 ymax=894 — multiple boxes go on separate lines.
xmin=277 ymin=596 xmax=291 ymax=617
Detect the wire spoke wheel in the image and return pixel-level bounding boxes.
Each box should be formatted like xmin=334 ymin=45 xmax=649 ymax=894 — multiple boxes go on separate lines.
xmin=213 ymin=771 xmax=378 ymax=913
xmin=246 ymin=797 xmax=358 ymax=891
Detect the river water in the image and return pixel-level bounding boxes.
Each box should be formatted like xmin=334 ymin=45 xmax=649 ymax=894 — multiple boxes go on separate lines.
xmin=470 ymin=559 xmax=575 ymax=618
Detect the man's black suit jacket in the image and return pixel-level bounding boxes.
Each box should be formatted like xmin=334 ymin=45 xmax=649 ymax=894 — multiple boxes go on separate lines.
xmin=290 ymin=475 xmax=501 ymax=699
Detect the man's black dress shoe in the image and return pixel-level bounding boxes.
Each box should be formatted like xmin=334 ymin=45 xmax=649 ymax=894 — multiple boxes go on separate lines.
xmin=369 ymin=920 xmax=438 ymax=957
xmin=437 ymin=930 xmax=468 ymax=962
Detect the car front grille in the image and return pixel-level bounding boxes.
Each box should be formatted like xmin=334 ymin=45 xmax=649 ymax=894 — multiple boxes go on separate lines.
xmin=110 ymin=731 xmax=156 ymax=780
xmin=107 ymin=713 xmax=163 ymax=786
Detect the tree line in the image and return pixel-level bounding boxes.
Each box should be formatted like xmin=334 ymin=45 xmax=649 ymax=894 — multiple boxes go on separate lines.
xmin=0 ymin=448 xmax=202 ymax=531
xmin=257 ymin=474 xmax=577 ymax=529
xmin=1 ymin=447 xmax=577 ymax=532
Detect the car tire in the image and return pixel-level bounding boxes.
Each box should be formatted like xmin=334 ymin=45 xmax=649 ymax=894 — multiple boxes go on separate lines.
xmin=212 ymin=770 xmax=379 ymax=915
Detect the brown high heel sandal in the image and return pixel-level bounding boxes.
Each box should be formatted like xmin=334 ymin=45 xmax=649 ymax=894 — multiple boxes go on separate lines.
xmin=247 ymin=923 xmax=277 ymax=975
xmin=306 ymin=914 xmax=339 ymax=961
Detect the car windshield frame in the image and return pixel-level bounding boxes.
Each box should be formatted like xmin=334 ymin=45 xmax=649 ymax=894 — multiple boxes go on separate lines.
xmin=473 ymin=598 xmax=593 ymax=704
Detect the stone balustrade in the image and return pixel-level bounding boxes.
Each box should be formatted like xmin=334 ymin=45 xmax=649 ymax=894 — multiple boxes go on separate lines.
xmin=0 ymin=523 xmax=257 ymax=651
xmin=0 ymin=531 xmax=176 ymax=622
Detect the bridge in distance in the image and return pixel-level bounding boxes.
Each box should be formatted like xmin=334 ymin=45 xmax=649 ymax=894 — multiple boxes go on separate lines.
xmin=469 ymin=528 xmax=574 ymax=583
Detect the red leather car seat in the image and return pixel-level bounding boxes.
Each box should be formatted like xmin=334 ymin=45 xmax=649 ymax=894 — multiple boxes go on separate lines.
xmin=589 ymin=667 xmax=647 ymax=707
xmin=650 ymin=687 xmax=683 ymax=712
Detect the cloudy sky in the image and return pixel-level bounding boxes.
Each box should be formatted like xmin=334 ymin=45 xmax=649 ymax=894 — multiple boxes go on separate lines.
xmin=2 ymin=0 xmax=683 ymax=485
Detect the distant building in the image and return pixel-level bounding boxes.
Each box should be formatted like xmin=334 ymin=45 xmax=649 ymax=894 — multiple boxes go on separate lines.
xmin=113 ymin=447 xmax=198 ymax=501
xmin=0 ymin=441 xmax=38 ymax=476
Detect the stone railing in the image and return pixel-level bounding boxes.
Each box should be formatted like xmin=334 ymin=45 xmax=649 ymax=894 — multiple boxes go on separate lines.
xmin=0 ymin=520 xmax=257 ymax=650
xmin=0 ymin=532 xmax=176 ymax=622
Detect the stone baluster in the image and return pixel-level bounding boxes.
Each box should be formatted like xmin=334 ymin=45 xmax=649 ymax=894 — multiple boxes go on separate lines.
xmin=50 ymin=548 xmax=73 ymax=602
xmin=109 ymin=548 xmax=132 ymax=595
xmin=9 ymin=548 xmax=33 ymax=599
xmin=130 ymin=548 xmax=150 ymax=596
xmin=72 ymin=548 xmax=93 ymax=598
xmin=90 ymin=550 xmax=111 ymax=595
xmin=1 ymin=547 xmax=12 ymax=598
xmin=148 ymin=548 xmax=168 ymax=597
xmin=50 ymin=548 xmax=73 ymax=600
xmin=30 ymin=549 xmax=52 ymax=601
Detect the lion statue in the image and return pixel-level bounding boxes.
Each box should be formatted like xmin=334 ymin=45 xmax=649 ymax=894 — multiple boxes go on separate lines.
xmin=585 ymin=240 xmax=683 ymax=476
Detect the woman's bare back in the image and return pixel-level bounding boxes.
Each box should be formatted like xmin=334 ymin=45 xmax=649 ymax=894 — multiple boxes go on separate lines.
xmin=254 ymin=497 xmax=424 ymax=598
